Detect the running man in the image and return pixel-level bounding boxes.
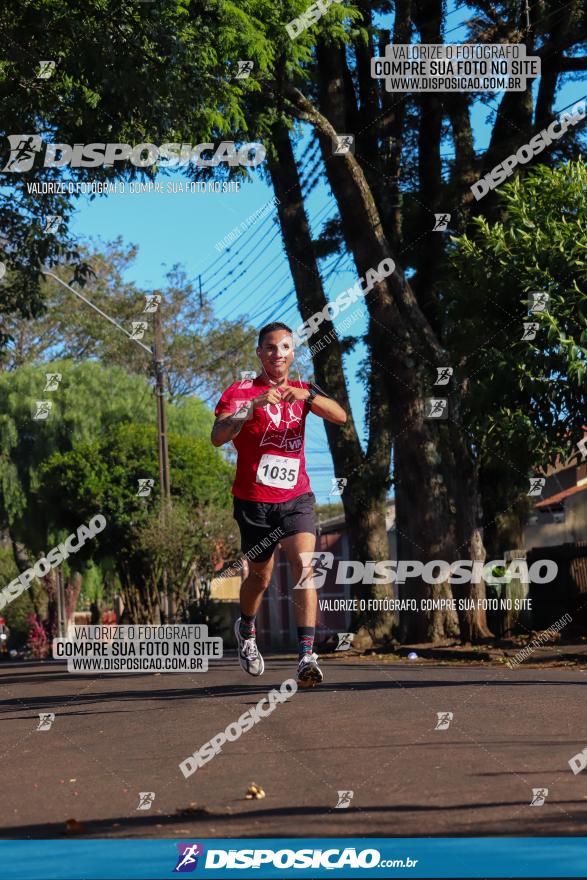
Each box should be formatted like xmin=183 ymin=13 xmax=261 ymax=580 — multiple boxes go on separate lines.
xmin=212 ymin=322 xmax=347 ymax=687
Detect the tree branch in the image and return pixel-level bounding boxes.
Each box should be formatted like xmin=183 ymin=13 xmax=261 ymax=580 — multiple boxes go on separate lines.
xmin=283 ymin=83 xmax=447 ymax=363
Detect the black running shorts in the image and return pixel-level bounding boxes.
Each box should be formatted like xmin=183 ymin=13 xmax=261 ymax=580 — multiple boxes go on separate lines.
xmin=233 ymin=492 xmax=316 ymax=562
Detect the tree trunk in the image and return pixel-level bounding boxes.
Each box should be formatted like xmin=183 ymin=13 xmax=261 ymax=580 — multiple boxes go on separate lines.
xmin=268 ymin=123 xmax=395 ymax=639
xmin=393 ymin=363 xmax=459 ymax=643
xmin=535 ymin=1 xmax=584 ymax=128
xmin=479 ymin=461 xmax=533 ymax=559
xmin=285 ymin=58 xmax=495 ymax=642
xmin=377 ymin=0 xmax=412 ymax=250
xmin=65 ymin=572 xmax=82 ymax=631
xmin=412 ymin=0 xmax=444 ymax=335
xmin=447 ymin=415 xmax=492 ymax=642
xmin=9 ymin=533 xmax=42 ymax=616
xmin=43 ymin=567 xmax=58 ymax=639
xmin=286 ymin=78 xmax=466 ymax=643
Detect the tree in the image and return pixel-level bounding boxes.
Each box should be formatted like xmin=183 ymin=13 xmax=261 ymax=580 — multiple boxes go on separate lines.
xmin=446 ymin=159 xmax=587 ymax=554
xmin=136 ymin=499 xmax=239 ymax=625
xmin=257 ymin=0 xmax=586 ymax=641
xmin=2 ymin=0 xmax=586 ymax=642
xmin=0 ymin=238 xmax=259 ymax=402
xmin=0 ymin=360 xmax=224 ymax=620
xmin=0 ymin=0 xmax=272 ymax=320
xmin=40 ymin=422 xmax=235 ymax=621
xmin=267 ymin=123 xmax=395 ymax=641
xmin=0 ymin=544 xmax=36 ymax=645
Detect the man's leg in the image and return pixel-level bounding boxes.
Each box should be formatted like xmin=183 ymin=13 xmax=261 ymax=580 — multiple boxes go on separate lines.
xmin=234 ymin=556 xmax=274 ymax=677
xmin=281 ymin=531 xmax=323 ymax=686
xmin=281 ymin=531 xmax=317 ymax=628
xmin=240 ymin=555 xmax=275 ymax=633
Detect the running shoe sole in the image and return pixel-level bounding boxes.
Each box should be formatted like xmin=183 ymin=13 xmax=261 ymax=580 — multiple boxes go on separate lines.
xmin=297 ymin=660 xmax=323 ymax=688
xmin=234 ymin=618 xmax=265 ymax=676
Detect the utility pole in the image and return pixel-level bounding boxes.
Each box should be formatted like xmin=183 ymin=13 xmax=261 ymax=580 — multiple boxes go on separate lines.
xmin=152 ymin=304 xmax=171 ymax=505
xmin=152 ymin=301 xmax=173 ymax=622
xmin=42 ymin=273 xmax=171 ymax=503
xmin=41 ymin=271 xmax=174 ymax=622
xmin=56 ymin=569 xmax=66 ymax=638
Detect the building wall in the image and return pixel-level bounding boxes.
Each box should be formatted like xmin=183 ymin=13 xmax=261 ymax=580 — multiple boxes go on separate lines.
xmin=524 ymin=490 xmax=587 ymax=550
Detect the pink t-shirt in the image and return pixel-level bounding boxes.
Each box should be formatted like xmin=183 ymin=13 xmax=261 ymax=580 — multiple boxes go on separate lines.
xmin=214 ymin=376 xmax=312 ymax=502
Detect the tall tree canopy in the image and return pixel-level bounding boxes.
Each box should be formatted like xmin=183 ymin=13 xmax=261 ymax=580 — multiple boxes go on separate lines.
xmin=1 ymin=0 xmax=585 ymax=640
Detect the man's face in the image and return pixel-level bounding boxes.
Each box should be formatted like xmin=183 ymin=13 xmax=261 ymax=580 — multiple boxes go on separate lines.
xmin=256 ymin=329 xmax=294 ymax=376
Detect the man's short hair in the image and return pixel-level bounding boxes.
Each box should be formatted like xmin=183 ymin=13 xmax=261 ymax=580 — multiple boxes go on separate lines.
xmin=257 ymin=322 xmax=293 ymax=347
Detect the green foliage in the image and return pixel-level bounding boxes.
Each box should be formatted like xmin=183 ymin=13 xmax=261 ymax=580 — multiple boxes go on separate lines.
xmin=40 ymin=421 xmax=235 ymax=619
xmin=0 ymin=239 xmax=258 ymax=402
xmin=43 ymin=416 xmax=229 ymax=525
xmin=446 ymin=160 xmax=587 ymax=484
xmin=0 ymin=353 xmax=240 ymax=622
xmin=79 ymin=560 xmax=105 ymax=607
xmin=0 ymin=545 xmax=18 ymax=585
xmin=0 ymin=546 xmax=35 ymax=643
xmin=0 ymin=359 xmax=216 ymax=549
xmin=39 ymin=423 xmax=233 ymax=545
xmin=0 ymin=360 xmax=152 ymax=537
xmin=0 ymin=0 xmax=366 ymax=326
xmin=0 ymin=0 xmax=279 ymax=318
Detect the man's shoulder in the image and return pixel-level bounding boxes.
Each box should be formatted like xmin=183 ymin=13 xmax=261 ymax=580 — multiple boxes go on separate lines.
xmin=217 ymin=380 xmax=263 ymax=406
xmin=219 ymin=381 xmax=255 ymax=397
xmin=219 ymin=382 xmax=240 ymax=397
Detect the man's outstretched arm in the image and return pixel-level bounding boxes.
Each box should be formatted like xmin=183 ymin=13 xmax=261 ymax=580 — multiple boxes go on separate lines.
xmin=211 ymin=411 xmax=246 ymax=447
xmin=211 ymin=388 xmax=283 ymax=447
xmin=308 ymin=393 xmax=347 ymax=425
xmin=280 ymin=384 xmax=347 ymax=426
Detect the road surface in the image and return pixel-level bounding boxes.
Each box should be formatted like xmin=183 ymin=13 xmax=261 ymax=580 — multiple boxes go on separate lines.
xmin=1 ymin=654 xmax=586 ymax=838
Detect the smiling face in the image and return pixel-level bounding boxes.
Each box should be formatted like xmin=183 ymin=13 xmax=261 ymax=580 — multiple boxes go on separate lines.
xmin=256 ymin=328 xmax=294 ymax=382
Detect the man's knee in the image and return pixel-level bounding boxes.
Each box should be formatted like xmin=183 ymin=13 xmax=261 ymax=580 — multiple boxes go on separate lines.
xmin=293 ymin=563 xmax=315 ymax=589
xmin=247 ymin=563 xmax=273 ymax=589
xmin=293 ymin=549 xmax=317 ymax=580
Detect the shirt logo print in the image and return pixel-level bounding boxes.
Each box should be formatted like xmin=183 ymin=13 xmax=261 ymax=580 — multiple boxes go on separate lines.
xmin=260 ymin=399 xmax=304 ymax=451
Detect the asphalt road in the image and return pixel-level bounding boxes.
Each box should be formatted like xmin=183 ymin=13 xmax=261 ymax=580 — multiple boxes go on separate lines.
xmin=1 ymin=654 xmax=587 ymax=839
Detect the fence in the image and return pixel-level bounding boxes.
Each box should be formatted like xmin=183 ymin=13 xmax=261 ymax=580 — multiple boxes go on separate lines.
xmin=527 ymin=541 xmax=587 ymax=633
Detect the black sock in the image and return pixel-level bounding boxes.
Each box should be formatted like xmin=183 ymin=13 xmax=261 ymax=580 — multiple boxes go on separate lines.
xmin=297 ymin=626 xmax=315 ymax=658
xmin=239 ymin=612 xmax=256 ymax=639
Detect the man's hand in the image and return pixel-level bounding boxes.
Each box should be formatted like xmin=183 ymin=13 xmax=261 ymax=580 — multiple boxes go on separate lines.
xmin=252 ymin=387 xmax=284 ymax=409
xmin=280 ymin=386 xmax=310 ymax=403
xmin=212 ymin=388 xmax=284 ymax=446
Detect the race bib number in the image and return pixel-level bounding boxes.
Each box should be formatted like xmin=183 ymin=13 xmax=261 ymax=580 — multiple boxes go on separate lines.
xmin=256 ymin=454 xmax=300 ymax=489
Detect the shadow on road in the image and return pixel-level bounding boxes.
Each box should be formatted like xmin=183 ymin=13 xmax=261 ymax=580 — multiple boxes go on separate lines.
xmin=3 ymin=797 xmax=587 ymax=840
xmin=1 ymin=672 xmax=583 ymax=720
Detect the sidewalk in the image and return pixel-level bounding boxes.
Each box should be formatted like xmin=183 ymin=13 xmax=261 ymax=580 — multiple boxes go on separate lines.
xmin=358 ymin=639 xmax=587 ymax=665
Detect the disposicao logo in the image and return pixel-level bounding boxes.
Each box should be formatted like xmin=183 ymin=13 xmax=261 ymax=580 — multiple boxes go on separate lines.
xmin=2 ymin=135 xmax=266 ymax=172
xmin=174 ymin=843 xmax=204 ymax=873
xmin=200 ymin=847 xmax=382 ymax=870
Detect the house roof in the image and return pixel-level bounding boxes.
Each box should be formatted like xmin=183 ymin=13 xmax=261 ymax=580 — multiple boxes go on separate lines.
xmin=535 ymin=480 xmax=587 ymax=508
xmin=317 ymin=501 xmax=396 ymax=534
xmin=316 ymin=513 xmax=346 ymax=533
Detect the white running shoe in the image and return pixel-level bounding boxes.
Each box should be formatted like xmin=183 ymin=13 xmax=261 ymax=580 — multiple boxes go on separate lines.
xmin=234 ymin=618 xmax=264 ymax=676
xmin=297 ymin=652 xmax=323 ymax=688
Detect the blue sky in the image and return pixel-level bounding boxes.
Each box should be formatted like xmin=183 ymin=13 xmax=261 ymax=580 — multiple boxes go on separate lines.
xmin=67 ymin=10 xmax=585 ymax=505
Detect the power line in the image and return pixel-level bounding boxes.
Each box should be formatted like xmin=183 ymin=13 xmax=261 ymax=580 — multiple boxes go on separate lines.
xmin=205 ymin=223 xmax=281 ymax=298
xmin=210 ymin=195 xmax=336 ymax=313
xmin=199 ymin=196 xmax=280 ymax=285
xmin=214 ymin=200 xmax=339 ymax=320
xmin=214 ymin=251 xmax=288 ymax=319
